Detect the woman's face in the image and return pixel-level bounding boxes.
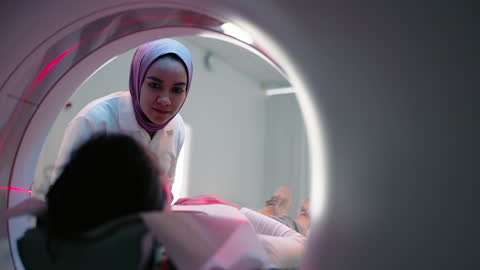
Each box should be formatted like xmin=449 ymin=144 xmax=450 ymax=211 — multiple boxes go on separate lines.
xmin=140 ymin=56 xmax=188 ymax=125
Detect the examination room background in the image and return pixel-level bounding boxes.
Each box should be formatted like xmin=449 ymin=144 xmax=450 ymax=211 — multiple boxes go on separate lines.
xmin=32 ymin=37 xmax=311 ymax=214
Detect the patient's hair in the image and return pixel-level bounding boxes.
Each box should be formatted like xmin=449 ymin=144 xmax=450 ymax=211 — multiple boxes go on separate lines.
xmin=44 ymin=134 xmax=166 ymax=237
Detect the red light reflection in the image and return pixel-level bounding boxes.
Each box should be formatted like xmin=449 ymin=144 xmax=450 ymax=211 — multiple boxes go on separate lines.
xmin=0 ymin=186 xmax=32 ymax=193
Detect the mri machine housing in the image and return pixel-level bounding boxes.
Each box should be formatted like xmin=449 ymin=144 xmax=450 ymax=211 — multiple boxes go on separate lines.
xmin=0 ymin=1 xmax=474 ymax=269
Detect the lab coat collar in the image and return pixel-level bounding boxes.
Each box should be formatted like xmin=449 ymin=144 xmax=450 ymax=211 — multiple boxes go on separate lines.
xmin=118 ymin=93 xmax=175 ymax=135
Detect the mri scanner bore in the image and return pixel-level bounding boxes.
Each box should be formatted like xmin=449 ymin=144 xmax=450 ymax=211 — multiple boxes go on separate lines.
xmin=5 ymin=36 xmax=313 ymax=269
xmin=1 ymin=2 xmax=473 ymax=270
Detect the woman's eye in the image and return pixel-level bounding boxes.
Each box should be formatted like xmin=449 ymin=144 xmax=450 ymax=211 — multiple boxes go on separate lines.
xmin=173 ymin=88 xmax=185 ymax=93
xmin=148 ymin=82 xmax=160 ymax=88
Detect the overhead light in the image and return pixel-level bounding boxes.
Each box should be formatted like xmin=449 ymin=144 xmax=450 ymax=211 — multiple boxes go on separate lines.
xmin=265 ymin=87 xmax=295 ymax=96
xmin=221 ymin=23 xmax=254 ymax=44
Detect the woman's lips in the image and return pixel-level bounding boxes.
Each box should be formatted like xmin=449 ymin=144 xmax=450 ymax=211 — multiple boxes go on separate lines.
xmin=152 ymin=107 xmax=170 ymax=114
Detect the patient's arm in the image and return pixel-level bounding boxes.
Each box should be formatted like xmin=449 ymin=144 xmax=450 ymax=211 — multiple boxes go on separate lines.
xmin=239 ymin=208 xmax=302 ymax=239
xmin=240 ymin=207 xmax=306 ymax=269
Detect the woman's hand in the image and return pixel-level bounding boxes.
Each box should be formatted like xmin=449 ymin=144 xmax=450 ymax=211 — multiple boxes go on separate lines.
xmin=174 ymin=195 xmax=241 ymax=209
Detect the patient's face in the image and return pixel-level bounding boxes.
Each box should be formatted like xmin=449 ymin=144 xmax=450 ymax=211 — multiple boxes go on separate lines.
xmin=143 ymin=148 xmax=172 ymax=209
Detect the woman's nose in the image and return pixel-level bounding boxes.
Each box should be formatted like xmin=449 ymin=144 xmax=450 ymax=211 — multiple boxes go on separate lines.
xmin=156 ymin=95 xmax=171 ymax=106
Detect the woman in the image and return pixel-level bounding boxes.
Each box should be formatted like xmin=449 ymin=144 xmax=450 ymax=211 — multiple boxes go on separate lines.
xmin=32 ymin=38 xmax=193 ymax=198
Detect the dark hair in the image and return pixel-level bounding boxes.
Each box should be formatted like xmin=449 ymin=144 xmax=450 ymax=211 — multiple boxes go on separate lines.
xmin=44 ymin=134 xmax=166 ymax=237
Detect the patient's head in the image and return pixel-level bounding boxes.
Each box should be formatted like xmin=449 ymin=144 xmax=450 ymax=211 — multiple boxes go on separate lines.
xmin=44 ymin=134 xmax=166 ymax=237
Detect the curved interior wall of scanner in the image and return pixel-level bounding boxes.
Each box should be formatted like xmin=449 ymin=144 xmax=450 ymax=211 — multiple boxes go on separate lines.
xmin=1 ymin=2 xmax=472 ymax=270
xmin=0 ymin=5 xmax=327 ymax=270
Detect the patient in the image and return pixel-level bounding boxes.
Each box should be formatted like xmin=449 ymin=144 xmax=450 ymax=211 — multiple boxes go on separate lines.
xmin=11 ymin=134 xmax=272 ymax=269
xmin=40 ymin=134 xmax=168 ymax=237
xmin=16 ymin=134 xmax=170 ymax=269
xmin=174 ymin=194 xmax=308 ymax=269
xmin=7 ymin=134 xmax=302 ymax=269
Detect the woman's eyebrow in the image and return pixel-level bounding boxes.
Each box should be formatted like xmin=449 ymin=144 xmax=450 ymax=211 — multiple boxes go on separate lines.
xmin=146 ymin=76 xmax=162 ymax=82
xmin=147 ymin=76 xmax=185 ymax=86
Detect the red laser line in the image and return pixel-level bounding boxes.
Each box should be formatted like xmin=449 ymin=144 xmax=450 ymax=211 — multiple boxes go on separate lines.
xmin=0 ymin=186 xmax=32 ymax=193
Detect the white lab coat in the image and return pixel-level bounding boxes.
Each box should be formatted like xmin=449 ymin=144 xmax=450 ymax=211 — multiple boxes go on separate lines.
xmin=31 ymin=91 xmax=185 ymax=199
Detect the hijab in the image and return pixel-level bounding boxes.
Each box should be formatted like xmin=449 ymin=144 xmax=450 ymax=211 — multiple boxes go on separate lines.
xmin=129 ymin=39 xmax=193 ymax=132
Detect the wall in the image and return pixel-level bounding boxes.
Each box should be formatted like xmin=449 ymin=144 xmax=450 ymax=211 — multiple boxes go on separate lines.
xmin=264 ymin=93 xmax=310 ymax=216
xmin=178 ymin=41 xmax=267 ymax=208
xmin=31 ymin=50 xmax=136 ymax=197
